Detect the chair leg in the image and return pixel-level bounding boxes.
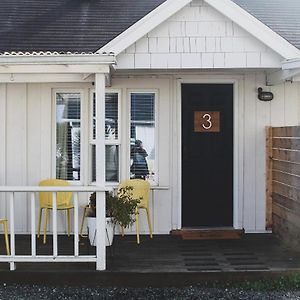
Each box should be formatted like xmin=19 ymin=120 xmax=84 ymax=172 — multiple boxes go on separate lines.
xmin=43 ymin=208 xmax=48 ymax=244
xmin=80 ymin=207 xmax=87 ymax=237
xmin=37 ymin=208 xmax=43 ymax=238
xmin=146 ymin=208 xmax=153 ymax=239
xmin=3 ymin=221 xmax=10 ymax=256
xmin=67 ymin=209 xmax=71 ymax=237
xmin=136 ymin=209 xmax=140 ymax=244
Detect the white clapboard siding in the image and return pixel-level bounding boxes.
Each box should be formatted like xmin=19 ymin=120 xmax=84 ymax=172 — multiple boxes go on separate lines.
xmin=117 ymin=0 xmax=282 ymax=69
xmin=1 ymin=75 xmax=300 ymax=233
xmin=243 ymin=73 xmax=257 ymax=231
xmin=255 ymin=73 xmax=271 ymax=231
xmin=6 ymin=84 xmax=28 ymax=232
xmin=27 ymin=84 xmax=42 ymax=233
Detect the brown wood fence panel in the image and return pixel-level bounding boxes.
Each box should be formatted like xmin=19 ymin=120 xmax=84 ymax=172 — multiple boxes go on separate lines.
xmin=269 ymin=126 xmax=300 ymax=248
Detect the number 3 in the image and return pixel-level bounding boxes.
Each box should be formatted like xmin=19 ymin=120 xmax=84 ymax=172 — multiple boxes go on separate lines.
xmin=202 ymin=113 xmax=212 ymax=130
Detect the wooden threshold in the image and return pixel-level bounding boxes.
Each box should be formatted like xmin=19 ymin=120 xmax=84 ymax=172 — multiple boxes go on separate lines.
xmin=170 ymin=228 xmax=244 ymax=240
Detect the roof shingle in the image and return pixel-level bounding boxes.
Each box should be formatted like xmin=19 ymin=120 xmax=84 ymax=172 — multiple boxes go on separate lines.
xmin=0 ymin=0 xmax=299 ymax=53
xmin=232 ymin=0 xmax=300 ymax=49
xmin=0 ymin=0 xmax=166 ymax=53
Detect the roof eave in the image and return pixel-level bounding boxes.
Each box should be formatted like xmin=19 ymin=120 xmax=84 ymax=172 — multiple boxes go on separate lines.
xmin=0 ymin=53 xmax=116 ymax=65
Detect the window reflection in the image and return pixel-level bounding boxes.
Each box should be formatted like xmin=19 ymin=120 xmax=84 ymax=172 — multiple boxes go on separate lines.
xmin=56 ymin=93 xmax=81 ymax=181
xmin=130 ymin=93 xmax=155 ymax=181
xmin=92 ymin=145 xmax=119 ymax=182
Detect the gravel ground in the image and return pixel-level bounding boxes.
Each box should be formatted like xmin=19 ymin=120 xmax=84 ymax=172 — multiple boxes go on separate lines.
xmin=0 ymin=285 xmax=300 ymax=300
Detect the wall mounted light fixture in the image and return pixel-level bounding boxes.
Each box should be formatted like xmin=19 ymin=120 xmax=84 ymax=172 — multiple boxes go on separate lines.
xmin=257 ymin=87 xmax=274 ymax=101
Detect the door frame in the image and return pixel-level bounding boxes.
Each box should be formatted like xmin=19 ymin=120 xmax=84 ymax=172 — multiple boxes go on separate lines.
xmin=175 ymin=76 xmax=243 ymax=230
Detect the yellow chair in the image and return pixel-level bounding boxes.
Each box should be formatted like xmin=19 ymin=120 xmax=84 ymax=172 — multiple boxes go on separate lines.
xmin=38 ymin=179 xmax=74 ymax=244
xmin=118 ymin=179 xmax=152 ymax=244
xmin=0 ymin=219 xmax=10 ymax=255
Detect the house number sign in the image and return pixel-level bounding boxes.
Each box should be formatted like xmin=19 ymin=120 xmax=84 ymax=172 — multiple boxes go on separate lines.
xmin=194 ymin=111 xmax=220 ymax=133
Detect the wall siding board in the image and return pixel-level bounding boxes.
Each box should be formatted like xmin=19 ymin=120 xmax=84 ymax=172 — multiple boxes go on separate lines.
xmin=0 ymin=84 xmax=7 ymax=220
xmin=6 ymin=84 xmax=28 ymax=232
xmin=27 ymin=84 xmax=42 ymax=233
xmin=270 ymin=84 xmax=285 ymax=126
xmin=116 ymin=0 xmax=282 ymax=70
xmin=243 ymin=73 xmax=256 ymax=231
xmin=255 ymin=73 xmax=270 ymax=230
xmin=284 ymin=82 xmax=299 ymax=126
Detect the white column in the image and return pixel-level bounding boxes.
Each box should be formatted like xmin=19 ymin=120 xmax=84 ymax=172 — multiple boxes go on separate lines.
xmin=95 ymin=73 xmax=106 ymax=271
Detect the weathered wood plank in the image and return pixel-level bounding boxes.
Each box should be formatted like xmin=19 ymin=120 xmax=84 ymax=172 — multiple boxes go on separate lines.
xmin=272 ymin=126 xmax=300 ymax=138
xmin=273 ymin=170 xmax=300 ymax=189
xmin=273 ymin=214 xmax=300 ymax=249
xmin=272 ymin=148 xmax=300 ymax=163
xmin=271 ymin=126 xmax=300 ymax=250
xmin=266 ymin=127 xmax=273 ymax=230
xmin=273 ymin=137 xmax=300 ymax=151
xmin=273 ymin=202 xmax=300 ymax=229
xmin=273 ymin=193 xmax=300 ymax=213
xmin=273 ymin=181 xmax=300 ymax=203
xmin=273 ymin=160 xmax=300 ymax=177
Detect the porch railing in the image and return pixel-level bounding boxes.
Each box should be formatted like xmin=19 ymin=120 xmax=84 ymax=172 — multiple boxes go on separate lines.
xmin=0 ymin=186 xmax=107 ymax=271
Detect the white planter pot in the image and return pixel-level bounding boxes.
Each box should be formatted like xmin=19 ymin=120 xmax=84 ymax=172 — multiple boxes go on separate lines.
xmin=86 ymin=217 xmax=114 ymax=247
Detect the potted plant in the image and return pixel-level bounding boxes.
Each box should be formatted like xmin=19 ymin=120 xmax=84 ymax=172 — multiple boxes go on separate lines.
xmin=86 ymin=186 xmax=140 ymax=246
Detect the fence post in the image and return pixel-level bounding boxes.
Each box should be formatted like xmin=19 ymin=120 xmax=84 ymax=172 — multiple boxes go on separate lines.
xmin=266 ymin=126 xmax=273 ymax=230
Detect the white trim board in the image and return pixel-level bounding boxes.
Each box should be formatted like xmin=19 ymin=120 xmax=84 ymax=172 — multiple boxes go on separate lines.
xmin=98 ymin=0 xmax=300 ymax=61
xmin=97 ymin=0 xmax=192 ymax=55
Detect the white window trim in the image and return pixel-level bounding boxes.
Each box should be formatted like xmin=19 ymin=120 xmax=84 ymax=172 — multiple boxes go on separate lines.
xmin=52 ymin=89 xmax=85 ymax=185
xmin=89 ymin=89 xmax=122 ymax=185
xmin=128 ymin=89 xmax=159 ymax=185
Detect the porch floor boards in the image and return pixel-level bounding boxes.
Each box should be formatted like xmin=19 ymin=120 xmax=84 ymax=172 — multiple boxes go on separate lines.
xmin=0 ymin=234 xmax=299 ymax=273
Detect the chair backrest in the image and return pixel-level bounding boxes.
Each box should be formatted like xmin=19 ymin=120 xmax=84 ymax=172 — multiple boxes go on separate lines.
xmin=39 ymin=179 xmax=72 ymax=207
xmin=118 ymin=179 xmax=150 ymax=209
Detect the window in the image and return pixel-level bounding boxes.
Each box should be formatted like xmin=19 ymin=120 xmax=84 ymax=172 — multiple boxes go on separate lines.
xmin=91 ymin=92 xmax=120 ymax=183
xmin=130 ymin=92 xmax=156 ymax=182
xmin=56 ymin=92 xmax=81 ymax=181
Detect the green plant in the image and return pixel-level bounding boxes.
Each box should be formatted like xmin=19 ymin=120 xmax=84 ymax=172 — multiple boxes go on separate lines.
xmin=86 ymin=187 xmax=140 ymax=228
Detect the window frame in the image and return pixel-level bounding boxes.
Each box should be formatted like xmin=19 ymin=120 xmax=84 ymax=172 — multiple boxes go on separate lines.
xmin=52 ymin=89 xmax=85 ymax=185
xmin=89 ymin=89 xmax=122 ymax=185
xmin=128 ymin=89 xmax=159 ymax=185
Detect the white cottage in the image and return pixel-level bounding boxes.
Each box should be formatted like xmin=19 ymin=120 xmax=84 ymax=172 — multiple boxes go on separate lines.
xmin=1 ymin=0 xmax=300 ymax=269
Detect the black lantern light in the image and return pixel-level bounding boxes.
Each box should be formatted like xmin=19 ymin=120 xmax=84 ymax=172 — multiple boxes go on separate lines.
xmin=257 ymin=87 xmax=274 ymax=101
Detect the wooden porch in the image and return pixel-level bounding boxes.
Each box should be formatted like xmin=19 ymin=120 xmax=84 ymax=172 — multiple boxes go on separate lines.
xmin=0 ymin=234 xmax=299 ymax=274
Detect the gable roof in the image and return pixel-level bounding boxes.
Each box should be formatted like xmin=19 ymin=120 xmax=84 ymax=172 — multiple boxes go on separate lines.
xmin=0 ymin=0 xmax=300 ymax=56
xmin=232 ymin=0 xmax=300 ymax=50
xmin=0 ymin=0 xmax=166 ymax=53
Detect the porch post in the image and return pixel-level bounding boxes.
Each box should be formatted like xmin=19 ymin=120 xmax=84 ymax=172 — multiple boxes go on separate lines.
xmin=95 ymin=73 xmax=106 ymax=271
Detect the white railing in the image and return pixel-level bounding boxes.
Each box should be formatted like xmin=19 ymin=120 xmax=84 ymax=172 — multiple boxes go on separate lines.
xmin=0 ymin=186 xmax=107 ymax=271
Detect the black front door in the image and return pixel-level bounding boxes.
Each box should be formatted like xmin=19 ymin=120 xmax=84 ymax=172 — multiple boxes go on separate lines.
xmin=182 ymin=84 xmax=233 ymax=227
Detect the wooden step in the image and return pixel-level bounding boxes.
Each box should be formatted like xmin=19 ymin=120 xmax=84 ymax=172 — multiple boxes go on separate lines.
xmin=170 ymin=229 xmax=244 ymax=240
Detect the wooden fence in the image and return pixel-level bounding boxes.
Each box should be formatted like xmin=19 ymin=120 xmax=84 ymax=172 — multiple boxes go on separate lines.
xmin=267 ymin=126 xmax=300 ymax=248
